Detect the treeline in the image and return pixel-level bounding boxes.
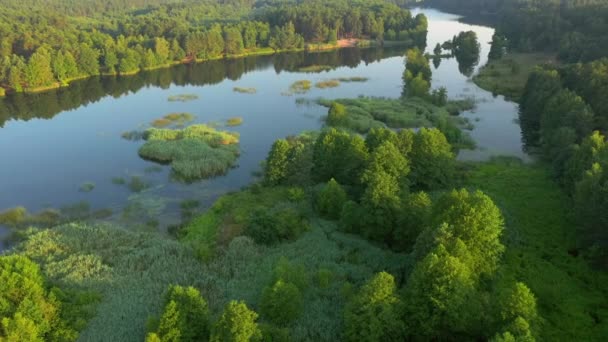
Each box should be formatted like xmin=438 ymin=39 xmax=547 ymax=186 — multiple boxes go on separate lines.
xmin=0 ymin=0 xmax=426 ymax=94
xmin=258 ymin=0 xmax=428 ymax=44
xmin=519 ymin=58 xmax=608 ymax=265
xmin=426 ymin=0 xmax=608 ymax=62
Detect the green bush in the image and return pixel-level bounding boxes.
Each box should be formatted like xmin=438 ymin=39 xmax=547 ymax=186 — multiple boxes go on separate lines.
xmin=146 ymin=285 xmax=210 ymax=342
xmin=260 ymin=279 xmax=303 ymax=325
xmin=211 ymin=301 xmax=261 ymax=342
xmin=316 ymin=178 xmax=348 ymax=220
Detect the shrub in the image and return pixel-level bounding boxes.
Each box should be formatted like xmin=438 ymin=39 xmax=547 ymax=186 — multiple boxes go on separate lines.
xmin=0 ymin=255 xmax=77 ymax=341
xmin=211 ymin=301 xmax=261 ymax=342
xmin=260 ymin=279 xmax=303 ymax=325
xmin=146 ymin=285 xmax=210 ymax=342
xmin=316 ymin=178 xmax=348 ymax=220
xmin=326 ymin=102 xmax=347 ymax=126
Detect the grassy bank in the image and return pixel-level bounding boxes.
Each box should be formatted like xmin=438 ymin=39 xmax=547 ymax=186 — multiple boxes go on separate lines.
xmin=467 ymin=158 xmax=608 ymax=340
xmin=473 ymin=53 xmax=555 ymax=102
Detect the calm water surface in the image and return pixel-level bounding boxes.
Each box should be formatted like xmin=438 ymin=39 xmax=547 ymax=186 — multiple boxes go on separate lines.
xmin=0 ymin=8 xmax=528 ymax=246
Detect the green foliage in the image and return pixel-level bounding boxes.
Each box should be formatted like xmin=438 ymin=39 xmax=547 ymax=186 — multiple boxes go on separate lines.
xmin=403 ymin=245 xmax=476 ymax=340
xmin=403 ymin=47 xmax=431 ymax=98
xmin=245 ymin=207 xmax=308 ymax=246
xmin=287 ymin=80 xmax=312 ymax=94
xmin=312 ymin=128 xmax=368 ymax=186
xmin=519 ymin=68 xmax=562 ymax=146
xmin=451 ymin=31 xmax=481 ymax=76
xmin=139 ymin=125 xmax=240 ymax=181
xmin=79 ymin=182 xmax=95 ymax=193
xmin=147 ymin=285 xmax=210 ymax=342
xmin=211 ymin=301 xmax=262 ymax=342
xmin=417 ymin=189 xmax=505 ymax=277
xmin=318 ymin=97 xmax=473 ymax=149
xmin=343 ymin=272 xmax=404 ymax=341
xmin=410 ymin=128 xmax=455 ymax=189
xmin=0 ymin=255 xmax=77 ymax=341
xmin=233 ymin=87 xmax=257 ymax=94
xmin=316 ymin=178 xmax=348 ymax=220
xmin=264 ymin=139 xmax=291 ymax=185
xmin=393 ymin=191 xmax=432 ymax=252
xmin=315 ymin=80 xmax=341 ymax=89
xmin=260 ymin=279 xmax=303 ymax=325
xmin=226 ymin=117 xmax=244 ymax=126
xmin=326 ymin=102 xmax=347 ymax=126
xmin=468 ymin=160 xmax=608 ymax=340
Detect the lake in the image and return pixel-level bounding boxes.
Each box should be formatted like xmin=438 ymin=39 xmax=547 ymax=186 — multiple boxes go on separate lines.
xmin=0 ymin=8 xmax=528 ymax=248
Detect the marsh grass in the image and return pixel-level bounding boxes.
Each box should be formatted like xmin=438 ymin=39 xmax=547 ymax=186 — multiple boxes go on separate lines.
xmin=121 ymin=130 xmax=146 ymax=141
xmin=468 ymin=159 xmax=608 ymax=341
xmin=226 ymin=117 xmax=244 ymax=126
xmin=139 ymin=124 xmax=240 ymax=181
xmin=315 ymin=80 xmax=341 ymax=89
xmin=151 ymin=113 xmax=195 ymax=128
xmin=318 ymin=97 xmax=475 ymax=149
xmin=167 ymin=94 xmax=199 ymax=102
xmin=233 ymin=87 xmax=257 ymax=94
xmin=336 ymin=77 xmax=369 ymax=82
xmin=287 ymin=80 xmax=312 ymax=95
xmin=79 ymin=182 xmax=96 ymax=193
xmin=128 ymin=176 xmax=150 ymax=193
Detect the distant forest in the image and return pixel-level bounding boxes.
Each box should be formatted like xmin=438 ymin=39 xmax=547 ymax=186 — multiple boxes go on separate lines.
xmin=0 ymin=0 xmax=427 ymax=94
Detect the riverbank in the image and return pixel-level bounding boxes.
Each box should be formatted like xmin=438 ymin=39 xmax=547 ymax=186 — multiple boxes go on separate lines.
xmin=0 ymin=39 xmax=413 ymax=98
xmin=472 ymin=53 xmax=555 ymax=102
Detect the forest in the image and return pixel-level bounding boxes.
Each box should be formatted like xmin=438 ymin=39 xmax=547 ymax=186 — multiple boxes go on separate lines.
xmin=0 ymin=0 xmax=426 ymax=95
xmin=1 ymin=0 xmax=608 ymax=341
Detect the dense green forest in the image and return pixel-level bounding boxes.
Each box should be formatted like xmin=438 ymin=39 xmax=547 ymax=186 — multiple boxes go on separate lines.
xmin=0 ymin=0 xmax=426 ymax=95
xmin=426 ymin=0 xmax=608 ymax=62
xmin=1 ymin=0 xmax=608 ymax=341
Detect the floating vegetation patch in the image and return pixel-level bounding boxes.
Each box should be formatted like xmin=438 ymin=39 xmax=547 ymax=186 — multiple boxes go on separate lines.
xmin=151 ymin=113 xmax=195 ymax=128
xmin=0 ymin=202 xmax=113 ymax=229
xmin=233 ymin=87 xmax=257 ymax=94
xmin=128 ymin=176 xmax=150 ymax=193
xmin=79 ymin=182 xmax=96 ymax=193
xmin=226 ymin=117 xmax=244 ymax=127
xmin=121 ymin=130 xmax=146 ymax=141
xmin=111 ymin=177 xmax=126 ymax=185
xmin=167 ymin=94 xmax=199 ymax=102
xmin=298 ymin=65 xmax=332 ymax=73
xmin=138 ymin=124 xmax=240 ymax=182
xmin=336 ymin=77 xmax=369 ymax=82
xmin=285 ymin=80 xmax=312 ymax=95
xmin=122 ymin=192 xmax=169 ymax=223
xmin=315 ymin=80 xmax=341 ymax=89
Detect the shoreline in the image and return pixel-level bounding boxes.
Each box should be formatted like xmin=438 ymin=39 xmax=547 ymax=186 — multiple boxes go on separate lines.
xmin=0 ymin=39 xmax=412 ymax=98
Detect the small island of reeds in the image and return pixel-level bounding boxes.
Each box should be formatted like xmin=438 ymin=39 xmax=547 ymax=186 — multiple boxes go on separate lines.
xmin=167 ymin=94 xmax=199 ymax=102
xmin=138 ymin=124 xmax=240 ymax=181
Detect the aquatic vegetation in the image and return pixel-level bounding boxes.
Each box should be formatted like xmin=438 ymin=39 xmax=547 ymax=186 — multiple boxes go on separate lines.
xmin=151 ymin=118 xmax=172 ymax=128
xmin=315 ymin=80 xmax=341 ymax=89
xmin=336 ymin=77 xmax=369 ymax=82
xmin=0 ymin=206 xmax=62 ymax=228
xmin=0 ymin=206 xmax=27 ymax=226
xmin=151 ymin=112 xmax=195 ymax=128
xmin=139 ymin=124 xmax=240 ymax=181
xmin=111 ymin=177 xmax=126 ymax=185
xmin=128 ymin=176 xmax=149 ymax=193
xmin=233 ymin=87 xmax=257 ymax=94
xmin=167 ymin=94 xmax=199 ymax=102
xmin=226 ymin=117 xmax=244 ymax=126
xmin=288 ymin=80 xmax=312 ymax=95
xmin=121 ymin=130 xmax=146 ymax=141
xmin=298 ymin=65 xmax=332 ymax=72
xmin=123 ymin=192 xmax=169 ymax=222
xmin=79 ymin=182 xmax=96 ymax=193
xmin=318 ymin=97 xmax=475 ymax=149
